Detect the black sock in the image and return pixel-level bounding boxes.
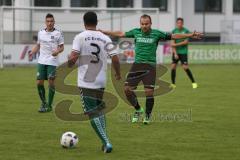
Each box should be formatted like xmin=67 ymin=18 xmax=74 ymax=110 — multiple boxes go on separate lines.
xmin=146 ymin=96 xmax=154 ymax=117
xmin=185 ymin=69 xmax=195 ymax=83
xmin=126 ymin=92 xmax=140 ymax=110
xmin=171 ymin=69 xmax=176 ymax=84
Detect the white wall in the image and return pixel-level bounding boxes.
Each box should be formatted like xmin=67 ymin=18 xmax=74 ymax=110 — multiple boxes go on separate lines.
xmin=2 ymin=0 xmax=176 ymax=32
xmin=181 ymin=0 xmax=240 ymax=33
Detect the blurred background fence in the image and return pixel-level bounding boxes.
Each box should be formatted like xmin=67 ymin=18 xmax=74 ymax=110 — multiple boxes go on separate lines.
xmin=1 ymin=0 xmax=240 ymax=67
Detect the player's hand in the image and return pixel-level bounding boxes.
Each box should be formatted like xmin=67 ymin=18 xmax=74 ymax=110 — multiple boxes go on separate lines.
xmin=67 ymin=55 xmax=75 ymax=67
xmin=191 ymin=31 xmax=204 ymax=39
xmin=115 ymin=74 xmax=121 ymax=80
xmin=174 ymin=53 xmax=179 ymax=59
xmin=29 ymin=52 xmax=33 ymax=57
xmin=28 ymin=51 xmax=33 ymax=61
xmin=52 ymin=50 xmax=59 ymax=57
xmin=172 ymin=49 xmax=178 ymax=59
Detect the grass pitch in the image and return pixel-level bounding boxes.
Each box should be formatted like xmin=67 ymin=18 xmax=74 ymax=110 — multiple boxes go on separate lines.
xmin=0 ymin=64 xmax=239 ymax=160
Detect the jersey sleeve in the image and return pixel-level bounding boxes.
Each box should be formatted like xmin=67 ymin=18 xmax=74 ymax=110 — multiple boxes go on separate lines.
xmin=58 ymin=31 xmax=64 ymax=45
xmin=72 ymin=35 xmax=82 ymax=54
xmin=105 ymin=37 xmax=118 ymax=57
xmin=158 ymin=30 xmax=172 ymax=40
xmin=125 ymin=28 xmax=136 ymax=38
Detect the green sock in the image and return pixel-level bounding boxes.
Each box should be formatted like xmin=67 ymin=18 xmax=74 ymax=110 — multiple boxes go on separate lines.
xmin=48 ymin=85 xmax=55 ymax=108
xmin=37 ymin=84 xmax=46 ymax=105
xmin=99 ymin=114 xmax=106 ymax=132
xmin=90 ymin=116 xmax=110 ymax=145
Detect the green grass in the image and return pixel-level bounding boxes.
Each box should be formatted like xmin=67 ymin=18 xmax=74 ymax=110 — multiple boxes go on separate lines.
xmin=0 ymin=65 xmax=239 ymax=160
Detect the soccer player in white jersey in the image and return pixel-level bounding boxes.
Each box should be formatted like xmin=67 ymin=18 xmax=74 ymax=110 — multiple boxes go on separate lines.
xmin=30 ymin=13 xmax=64 ymax=112
xmin=68 ymin=12 xmax=121 ymax=153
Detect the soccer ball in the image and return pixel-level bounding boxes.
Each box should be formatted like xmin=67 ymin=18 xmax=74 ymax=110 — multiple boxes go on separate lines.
xmin=60 ymin=131 xmax=79 ymax=148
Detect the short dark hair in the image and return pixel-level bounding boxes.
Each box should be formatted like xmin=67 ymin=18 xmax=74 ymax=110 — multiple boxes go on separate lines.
xmin=140 ymin=14 xmax=152 ymax=23
xmin=176 ymin=17 xmax=184 ymax=22
xmin=46 ymin=13 xmax=54 ymax=19
xmin=83 ymin=12 xmax=98 ymax=26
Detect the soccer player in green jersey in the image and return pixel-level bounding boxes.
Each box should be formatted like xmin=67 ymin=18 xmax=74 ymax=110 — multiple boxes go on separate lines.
xmin=171 ymin=18 xmax=198 ymax=89
xmin=101 ymin=15 xmax=202 ymax=124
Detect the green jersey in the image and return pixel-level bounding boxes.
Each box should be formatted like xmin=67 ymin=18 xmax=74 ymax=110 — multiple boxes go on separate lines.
xmin=125 ymin=28 xmax=171 ymax=64
xmin=172 ymin=27 xmax=190 ymax=54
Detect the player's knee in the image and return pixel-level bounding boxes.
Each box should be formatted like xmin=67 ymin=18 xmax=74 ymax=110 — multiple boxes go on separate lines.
xmin=48 ymin=76 xmax=55 ymax=81
xmin=37 ymin=80 xmax=44 ymax=86
xmin=124 ymin=86 xmax=133 ymax=95
xmin=48 ymin=80 xmax=55 ymax=89
xmin=182 ymin=65 xmax=189 ymax=70
xmin=124 ymin=86 xmax=130 ymax=95
xmin=48 ymin=79 xmax=54 ymax=83
xmin=145 ymin=93 xmax=154 ymax=97
xmin=144 ymin=89 xmax=154 ymax=97
xmin=171 ymin=64 xmax=177 ymax=70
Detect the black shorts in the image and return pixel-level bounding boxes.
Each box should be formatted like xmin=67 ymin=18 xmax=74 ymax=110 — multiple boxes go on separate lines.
xmin=125 ymin=63 xmax=156 ymax=89
xmin=172 ymin=54 xmax=188 ymax=65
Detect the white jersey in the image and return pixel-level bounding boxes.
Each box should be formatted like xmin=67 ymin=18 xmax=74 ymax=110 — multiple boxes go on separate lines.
xmin=72 ymin=30 xmax=117 ymax=89
xmin=37 ymin=28 xmax=64 ymax=66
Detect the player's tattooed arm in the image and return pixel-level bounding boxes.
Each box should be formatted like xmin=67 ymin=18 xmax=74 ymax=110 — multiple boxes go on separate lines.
xmin=52 ymin=44 xmax=64 ymax=57
xmin=68 ymin=51 xmax=79 ymax=67
xmin=172 ymin=31 xmax=203 ymax=40
xmin=111 ymin=55 xmax=121 ymax=80
xmin=99 ymin=30 xmax=125 ymax=38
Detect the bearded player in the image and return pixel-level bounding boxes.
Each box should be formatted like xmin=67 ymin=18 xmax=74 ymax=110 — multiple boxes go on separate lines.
xmin=100 ymin=14 xmax=202 ymax=124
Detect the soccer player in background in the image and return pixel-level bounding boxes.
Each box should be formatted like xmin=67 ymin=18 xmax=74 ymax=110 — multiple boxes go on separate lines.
xmin=68 ymin=12 xmax=121 ymax=153
xmin=30 ymin=13 xmax=64 ymax=112
xmin=171 ymin=18 xmax=198 ymax=89
xmin=100 ymin=15 xmax=202 ymax=124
